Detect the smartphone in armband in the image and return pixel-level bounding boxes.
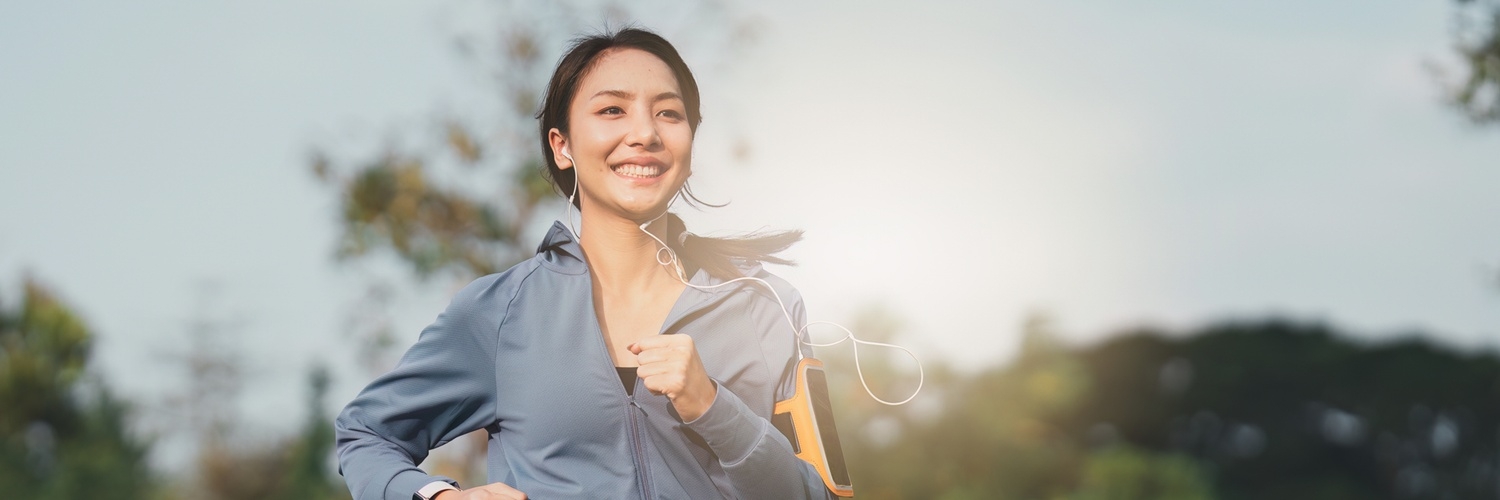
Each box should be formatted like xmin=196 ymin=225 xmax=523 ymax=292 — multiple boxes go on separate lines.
xmin=772 ymin=357 xmax=854 ymax=497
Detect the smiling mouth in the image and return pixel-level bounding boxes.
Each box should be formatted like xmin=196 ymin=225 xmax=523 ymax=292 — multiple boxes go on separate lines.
xmin=612 ymin=164 xmax=666 ymax=179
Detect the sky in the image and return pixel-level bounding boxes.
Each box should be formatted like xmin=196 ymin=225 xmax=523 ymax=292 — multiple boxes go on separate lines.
xmin=2 ymin=0 xmax=1498 ymax=470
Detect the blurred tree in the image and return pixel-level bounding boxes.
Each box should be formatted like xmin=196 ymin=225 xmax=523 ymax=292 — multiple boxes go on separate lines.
xmin=1071 ymin=445 xmax=1214 ymax=500
xmin=0 ymin=278 xmax=160 ymax=499
xmin=825 ymin=313 xmax=1500 ymax=499
xmin=167 ymin=285 xmax=245 ymax=469
xmin=1448 ymin=0 xmax=1500 ymax=124
xmin=159 ymin=285 xmax=348 ymax=500
xmin=182 ymin=364 xmax=351 ymax=500
xmin=826 ymin=311 xmax=1220 ymax=499
xmin=1069 ymin=319 xmax=1500 ymax=500
xmin=280 ymin=364 xmax=348 ymax=500
xmin=1439 ymin=1 xmax=1500 ymax=288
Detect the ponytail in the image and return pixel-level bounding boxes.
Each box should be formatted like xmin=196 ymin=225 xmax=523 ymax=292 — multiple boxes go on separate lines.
xmin=664 ymin=213 xmax=802 ymax=281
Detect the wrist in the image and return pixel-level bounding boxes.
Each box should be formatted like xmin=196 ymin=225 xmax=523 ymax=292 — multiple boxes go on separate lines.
xmin=676 ymin=377 xmax=718 ymax=422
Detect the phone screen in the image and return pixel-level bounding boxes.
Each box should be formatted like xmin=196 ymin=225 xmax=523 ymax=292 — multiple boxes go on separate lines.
xmin=806 ymin=368 xmax=850 ymax=487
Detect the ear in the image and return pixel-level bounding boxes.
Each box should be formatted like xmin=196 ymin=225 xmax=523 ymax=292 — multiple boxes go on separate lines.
xmin=548 ymin=128 xmax=572 ymax=170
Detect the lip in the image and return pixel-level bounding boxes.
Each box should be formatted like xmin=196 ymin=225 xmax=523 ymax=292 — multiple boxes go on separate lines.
xmin=611 ymin=156 xmax=667 ymax=169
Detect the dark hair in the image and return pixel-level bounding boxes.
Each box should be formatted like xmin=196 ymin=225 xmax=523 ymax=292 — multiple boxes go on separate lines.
xmin=536 ymin=27 xmax=801 ymax=280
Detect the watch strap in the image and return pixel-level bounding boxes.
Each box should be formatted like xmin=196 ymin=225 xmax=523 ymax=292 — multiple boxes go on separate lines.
xmin=415 ymin=480 xmax=458 ymax=500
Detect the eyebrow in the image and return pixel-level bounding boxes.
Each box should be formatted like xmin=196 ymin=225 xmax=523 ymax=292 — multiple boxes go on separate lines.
xmin=591 ymin=89 xmax=683 ymax=103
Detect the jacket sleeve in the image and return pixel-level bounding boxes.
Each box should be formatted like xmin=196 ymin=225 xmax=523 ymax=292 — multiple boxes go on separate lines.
xmin=682 ymin=287 xmax=834 ymax=499
xmin=334 ymin=275 xmax=506 ymax=500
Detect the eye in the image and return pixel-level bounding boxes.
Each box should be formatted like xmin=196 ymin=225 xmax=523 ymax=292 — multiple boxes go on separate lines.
xmin=598 ymin=106 xmax=624 ymax=115
xmin=658 ymin=109 xmax=685 ymax=120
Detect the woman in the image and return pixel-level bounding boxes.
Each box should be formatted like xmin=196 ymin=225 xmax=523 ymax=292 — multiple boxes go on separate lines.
xmin=335 ymin=27 xmax=829 ymax=500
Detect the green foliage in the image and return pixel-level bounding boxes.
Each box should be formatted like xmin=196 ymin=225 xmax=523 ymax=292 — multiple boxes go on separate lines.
xmin=1451 ymin=0 xmax=1500 ymax=124
xmin=1069 ymin=320 xmax=1500 ymax=499
xmin=183 ymin=365 xmax=350 ymax=500
xmin=828 ymin=312 xmax=1500 ymax=499
xmin=0 ymin=280 xmax=350 ymax=500
xmin=324 ymin=152 xmax=530 ymax=279
xmin=306 ymin=3 xmax=594 ymax=283
xmin=0 ymin=280 xmax=90 ymax=435
xmin=828 ymin=312 xmax=1106 ymax=500
xmin=0 ymin=279 xmax=160 ymax=499
xmin=282 ymin=365 xmax=347 ymax=500
xmin=1072 ymin=446 xmax=1214 ymax=500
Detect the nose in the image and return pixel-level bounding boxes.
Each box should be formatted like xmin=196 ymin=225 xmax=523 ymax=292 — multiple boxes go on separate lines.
xmin=624 ymin=108 xmax=661 ymax=149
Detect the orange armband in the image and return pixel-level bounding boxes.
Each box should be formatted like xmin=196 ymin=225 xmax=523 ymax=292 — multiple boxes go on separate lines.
xmin=772 ymin=358 xmax=854 ymax=497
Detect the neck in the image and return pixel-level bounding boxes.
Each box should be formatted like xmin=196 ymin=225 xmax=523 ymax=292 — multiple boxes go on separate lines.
xmin=578 ymin=208 xmax=680 ymax=293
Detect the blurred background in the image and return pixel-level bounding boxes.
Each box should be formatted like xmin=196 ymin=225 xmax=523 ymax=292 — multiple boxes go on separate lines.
xmin=2 ymin=0 xmax=1498 ymax=498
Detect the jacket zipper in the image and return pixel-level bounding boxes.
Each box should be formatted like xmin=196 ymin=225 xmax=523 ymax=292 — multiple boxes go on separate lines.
xmin=627 ymin=397 xmax=652 ymax=499
xmin=584 ymin=282 xmax=659 ymax=499
xmin=588 ymin=269 xmax=723 ymax=500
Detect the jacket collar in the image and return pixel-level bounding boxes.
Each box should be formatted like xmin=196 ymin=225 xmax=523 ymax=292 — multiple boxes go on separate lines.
xmin=536 ymin=220 xmax=762 ymax=331
xmin=535 ymin=221 xmax=588 ymax=275
xmin=534 ymin=220 xmax=754 ymax=294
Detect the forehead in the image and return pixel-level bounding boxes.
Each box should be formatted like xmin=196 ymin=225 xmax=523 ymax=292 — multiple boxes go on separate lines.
xmin=576 ymin=47 xmax=681 ymax=97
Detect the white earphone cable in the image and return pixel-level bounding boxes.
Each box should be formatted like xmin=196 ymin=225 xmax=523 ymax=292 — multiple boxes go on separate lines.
xmin=638 ymin=211 xmax=923 ymax=406
xmin=562 ymin=152 xmax=581 ymax=241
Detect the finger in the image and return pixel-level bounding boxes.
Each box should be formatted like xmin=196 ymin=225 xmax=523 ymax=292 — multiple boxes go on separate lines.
xmin=640 ymin=377 xmax=672 ymax=396
xmin=636 ymin=340 xmax=694 ymax=360
xmin=476 ymin=482 xmax=527 ymax=499
xmin=639 ymin=370 xmax=685 ymax=393
xmin=631 ymin=336 xmax=668 ymax=351
xmin=633 ymin=334 xmax=694 ymax=351
xmin=635 ymin=348 xmax=675 ymax=365
xmin=635 ymin=359 xmax=683 ymax=378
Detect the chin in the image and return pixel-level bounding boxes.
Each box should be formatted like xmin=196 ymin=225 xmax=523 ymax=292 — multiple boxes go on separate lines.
xmin=622 ymin=203 xmax=674 ymax=223
xmin=614 ymin=190 xmax=681 ymax=215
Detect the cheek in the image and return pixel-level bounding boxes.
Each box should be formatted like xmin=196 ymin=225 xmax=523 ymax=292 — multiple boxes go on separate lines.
xmin=665 ymin=128 xmax=695 ymax=159
xmin=566 ymin=112 xmax=621 ymax=154
xmin=576 ymin=124 xmax=622 ymax=156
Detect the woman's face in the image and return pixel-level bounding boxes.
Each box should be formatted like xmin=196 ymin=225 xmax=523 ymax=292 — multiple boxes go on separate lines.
xmin=552 ymin=48 xmax=693 ymax=223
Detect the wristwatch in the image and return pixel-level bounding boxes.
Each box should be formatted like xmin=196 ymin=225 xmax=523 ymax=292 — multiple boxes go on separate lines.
xmin=415 ymin=480 xmax=458 ymax=500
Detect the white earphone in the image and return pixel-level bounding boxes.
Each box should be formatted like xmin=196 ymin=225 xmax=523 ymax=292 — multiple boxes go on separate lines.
xmin=561 ymin=148 xmax=581 ymax=240
xmin=562 ymin=150 xmax=576 ymax=196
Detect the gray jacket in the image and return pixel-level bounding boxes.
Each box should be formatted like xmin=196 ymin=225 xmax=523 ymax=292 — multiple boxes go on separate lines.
xmin=335 ymin=221 xmax=830 ymax=499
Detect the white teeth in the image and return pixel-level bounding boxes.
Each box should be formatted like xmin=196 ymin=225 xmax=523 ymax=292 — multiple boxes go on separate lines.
xmin=614 ymin=164 xmax=663 ymax=178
